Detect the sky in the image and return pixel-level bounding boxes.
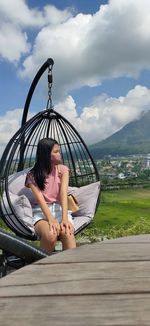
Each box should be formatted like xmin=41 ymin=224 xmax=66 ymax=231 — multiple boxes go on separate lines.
xmin=1 ymin=0 xmax=150 ymax=156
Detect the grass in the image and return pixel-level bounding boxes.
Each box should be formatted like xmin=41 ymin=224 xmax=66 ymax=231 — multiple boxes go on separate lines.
xmin=96 ymin=188 xmax=150 ymax=227
xmin=77 ymin=187 xmax=150 ymax=241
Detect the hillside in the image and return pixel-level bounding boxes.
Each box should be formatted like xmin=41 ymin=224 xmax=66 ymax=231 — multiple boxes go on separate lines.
xmin=89 ymin=111 xmax=150 ymax=158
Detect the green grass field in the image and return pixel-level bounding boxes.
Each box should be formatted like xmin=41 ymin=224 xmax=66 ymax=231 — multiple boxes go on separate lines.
xmin=79 ymin=188 xmax=150 ymax=240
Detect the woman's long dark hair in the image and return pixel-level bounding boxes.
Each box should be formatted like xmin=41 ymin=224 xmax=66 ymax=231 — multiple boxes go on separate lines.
xmin=31 ymin=138 xmax=58 ymax=190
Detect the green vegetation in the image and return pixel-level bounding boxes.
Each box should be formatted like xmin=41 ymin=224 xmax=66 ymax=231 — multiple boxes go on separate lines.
xmin=77 ymin=187 xmax=150 ymax=241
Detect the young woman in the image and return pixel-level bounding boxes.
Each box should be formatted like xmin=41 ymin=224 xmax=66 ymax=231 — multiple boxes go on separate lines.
xmin=25 ymin=138 xmax=76 ymax=253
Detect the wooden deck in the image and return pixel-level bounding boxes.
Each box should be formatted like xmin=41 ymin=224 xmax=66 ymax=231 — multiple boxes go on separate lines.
xmin=1 ymin=235 xmax=150 ymax=325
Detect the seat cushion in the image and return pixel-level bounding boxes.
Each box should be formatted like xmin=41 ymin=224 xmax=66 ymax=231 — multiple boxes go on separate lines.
xmin=2 ymin=191 xmax=34 ymax=233
xmin=68 ymin=181 xmax=101 ymax=218
xmin=73 ymin=215 xmax=91 ymax=234
xmin=8 ymin=168 xmax=35 ymax=205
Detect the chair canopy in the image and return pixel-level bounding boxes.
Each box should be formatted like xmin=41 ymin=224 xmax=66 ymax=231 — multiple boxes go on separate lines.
xmin=0 ymin=58 xmax=100 ymax=240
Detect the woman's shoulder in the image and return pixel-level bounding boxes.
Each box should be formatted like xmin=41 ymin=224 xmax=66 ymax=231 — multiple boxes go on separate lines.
xmin=25 ymin=170 xmax=35 ymax=187
xmin=58 ymin=164 xmax=69 ymax=174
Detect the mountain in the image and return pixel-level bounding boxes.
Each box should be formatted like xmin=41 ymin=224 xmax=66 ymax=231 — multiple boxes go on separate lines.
xmin=89 ymin=111 xmax=150 ymax=158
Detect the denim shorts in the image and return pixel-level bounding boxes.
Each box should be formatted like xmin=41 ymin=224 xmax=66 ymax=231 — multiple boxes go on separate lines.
xmin=32 ymin=203 xmax=74 ymax=226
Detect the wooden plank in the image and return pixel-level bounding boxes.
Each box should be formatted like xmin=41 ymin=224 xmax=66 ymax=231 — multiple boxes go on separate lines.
xmin=106 ymin=234 xmax=150 ymax=243
xmin=1 ymin=277 xmax=150 ymax=297
xmin=33 ymin=242 xmax=150 ymax=264
xmin=1 ymin=260 xmax=150 ymax=286
xmin=1 ymin=239 xmax=150 ymax=325
xmin=0 ymin=294 xmax=150 ymax=326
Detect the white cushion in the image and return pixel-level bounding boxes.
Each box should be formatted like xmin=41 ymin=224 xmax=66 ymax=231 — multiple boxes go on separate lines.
xmin=8 ymin=168 xmax=35 ymax=205
xmin=68 ymin=181 xmax=101 ymax=218
xmin=73 ymin=215 xmax=91 ymax=233
xmin=2 ymin=191 xmax=34 ymax=233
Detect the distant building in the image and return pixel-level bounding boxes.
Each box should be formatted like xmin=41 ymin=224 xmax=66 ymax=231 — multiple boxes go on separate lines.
xmin=118 ymin=173 xmax=126 ymax=179
xmin=143 ymin=154 xmax=150 ymax=169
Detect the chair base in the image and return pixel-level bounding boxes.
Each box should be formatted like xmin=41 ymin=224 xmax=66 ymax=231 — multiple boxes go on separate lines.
xmin=0 ymin=250 xmax=26 ymax=277
xmin=0 ymin=228 xmax=49 ymax=277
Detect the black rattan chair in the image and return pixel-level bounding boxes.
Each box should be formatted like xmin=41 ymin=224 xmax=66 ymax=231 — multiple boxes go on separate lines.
xmin=0 ymin=59 xmax=100 ymax=277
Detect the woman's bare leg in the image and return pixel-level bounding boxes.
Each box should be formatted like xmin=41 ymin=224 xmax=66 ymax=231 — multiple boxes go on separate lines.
xmin=59 ymin=231 xmax=76 ymax=250
xmin=35 ymin=220 xmax=57 ymax=253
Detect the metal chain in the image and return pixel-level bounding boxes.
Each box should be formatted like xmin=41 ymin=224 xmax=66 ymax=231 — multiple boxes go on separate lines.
xmin=46 ymin=63 xmax=53 ymax=110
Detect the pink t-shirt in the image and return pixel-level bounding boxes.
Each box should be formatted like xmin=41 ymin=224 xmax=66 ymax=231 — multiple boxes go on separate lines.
xmin=25 ymin=164 xmax=69 ymax=205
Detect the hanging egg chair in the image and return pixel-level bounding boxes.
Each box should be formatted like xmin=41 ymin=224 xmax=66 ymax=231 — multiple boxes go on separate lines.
xmin=0 ymin=58 xmax=100 ymax=242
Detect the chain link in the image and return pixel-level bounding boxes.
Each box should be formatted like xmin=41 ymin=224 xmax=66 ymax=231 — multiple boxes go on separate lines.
xmin=46 ymin=63 xmax=53 ymax=110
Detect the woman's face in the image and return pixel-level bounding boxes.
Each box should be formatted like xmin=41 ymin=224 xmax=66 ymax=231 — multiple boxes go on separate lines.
xmin=51 ymin=144 xmax=62 ymax=164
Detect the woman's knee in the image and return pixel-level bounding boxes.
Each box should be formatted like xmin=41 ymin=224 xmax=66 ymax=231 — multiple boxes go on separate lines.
xmin=40 ymin=229 xmax=57 ymax=245
xmin=59 ymin=230 xmax=76 ymax=250
xmin=59 ymin=229 xmax=74 ymax=240
xmin=35 ymin=221 xmax=57 ymax=244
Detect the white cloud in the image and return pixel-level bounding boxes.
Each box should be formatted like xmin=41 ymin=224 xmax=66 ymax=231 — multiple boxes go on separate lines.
xmin=18 ymin=0 xmax=150 ymax=100
xmin=1 ymin=85 xmax=150 ymax=157
xmin=55 ymin=85 xmax=150 ymax=144
xmin=0 ymin=108 xmax=34 ymax=156
xmin=0 ymin=109 xmax=22 ymax=145
xmin=0 ymin=0 xmax=72 ymax=62
xmin=0 ymin=23 xmax=30 ymax=62
xmin=0 ymin=0 xmax=72 ymax=27
xmin=1 ymin=0 xmax=150 ymax=96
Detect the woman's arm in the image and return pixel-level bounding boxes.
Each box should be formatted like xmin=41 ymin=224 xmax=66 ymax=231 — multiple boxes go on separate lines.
xmin=59 ymin=171 xmax=69 ymax=222
xmin=59 ymin=170 xmax=74 ymax=234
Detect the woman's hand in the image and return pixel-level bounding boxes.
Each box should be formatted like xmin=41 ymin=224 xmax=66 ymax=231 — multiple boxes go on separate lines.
xmin=60 ymin=220 xmax=74 ymax=235
xmin=48 ymin=219 xmax=60 ymax=236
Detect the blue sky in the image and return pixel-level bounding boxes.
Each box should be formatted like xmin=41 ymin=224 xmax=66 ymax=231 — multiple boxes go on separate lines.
xmin=1 ymin=0 xmax=150 ymax=154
